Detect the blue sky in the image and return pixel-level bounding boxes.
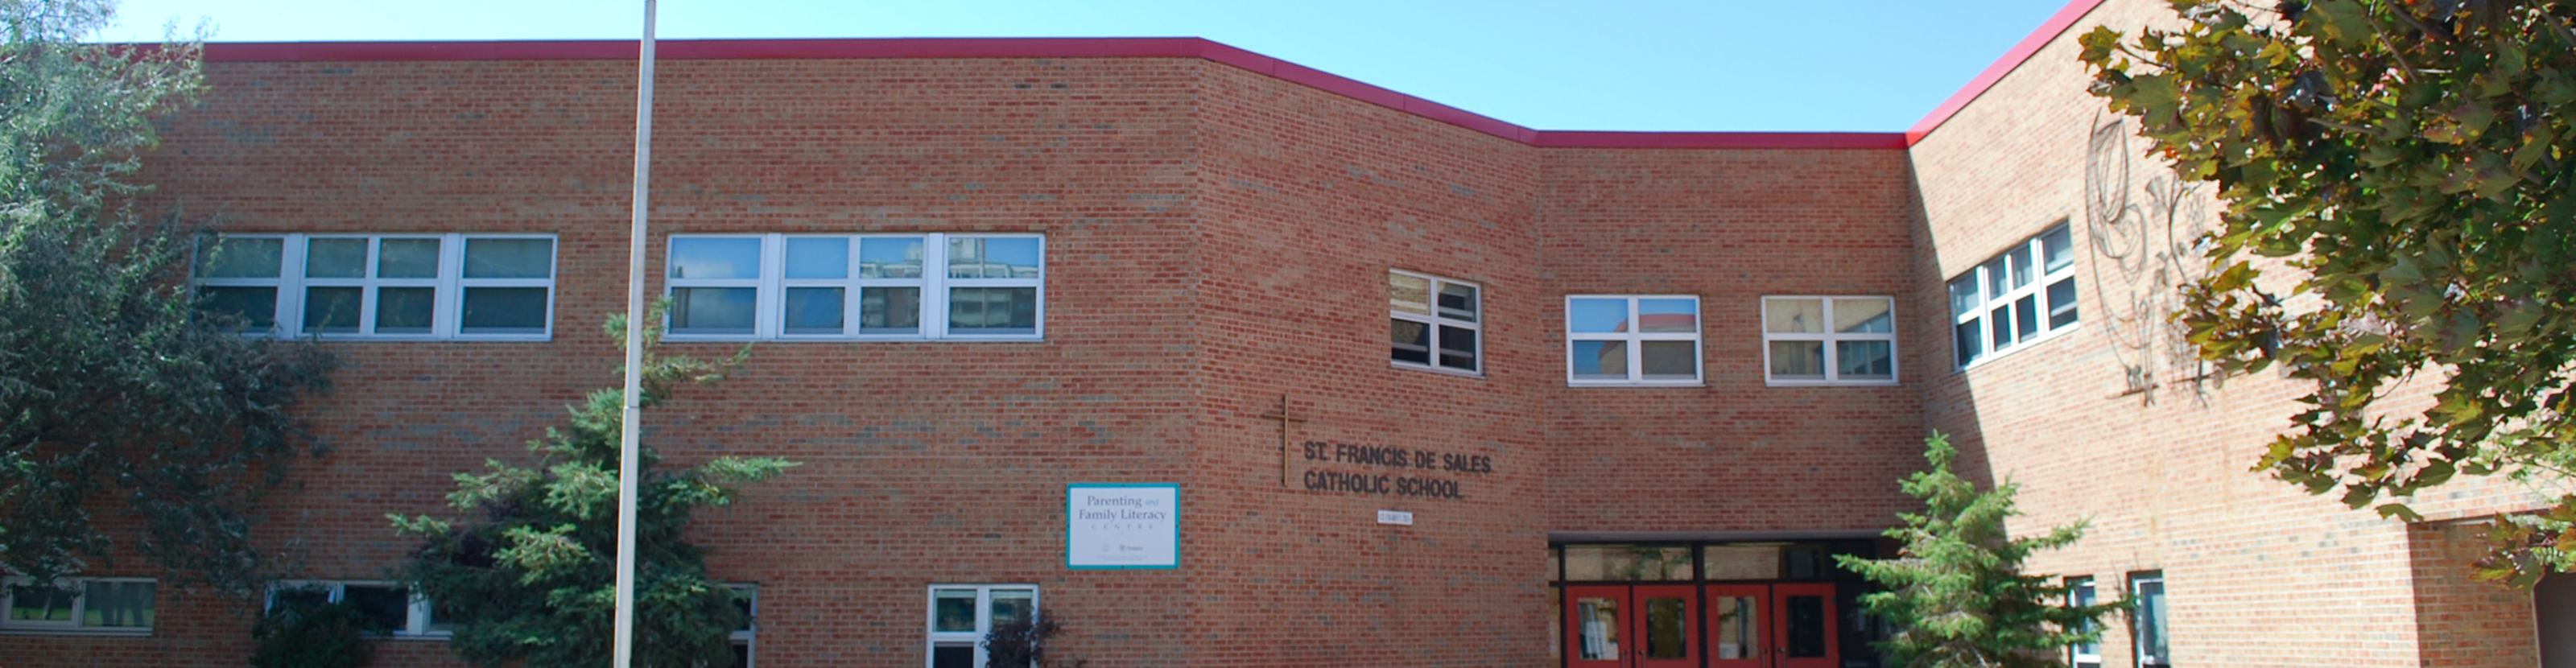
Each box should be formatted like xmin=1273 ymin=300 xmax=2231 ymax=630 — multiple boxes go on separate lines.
xmin=95 ymin=1 xmax=2079 ymax=133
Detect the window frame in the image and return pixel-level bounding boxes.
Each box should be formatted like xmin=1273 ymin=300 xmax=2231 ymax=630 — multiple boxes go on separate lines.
xmin=729 ymin=583 xmax=758 ymax=668
xmin=1388 ymin=269 xmax=1483 ymax=377
xmin=1 ymin=576 xmax=155 ymax=635
xmin=661 ymin=233 xmax=1046 ymax=342
xmin=925 ymin=583 xmax=1038 ymax=668
xmin=1563 ymin=295 xmax=1703 ymax=386
xmin=1950 ymin=222 xmax=2079 ymax=369
xmin=2129 ymin=571 xmax=2169 ymax=668
xmin=264 ymin=579 xmax=448 ymax=639
xmin=2066 ymin=575 xmax=2101 ymax=668
xmin=1759 ymin=295 xmax=1901 ymax=386
xmin=193 ymin=232 xmax=558 ymax=341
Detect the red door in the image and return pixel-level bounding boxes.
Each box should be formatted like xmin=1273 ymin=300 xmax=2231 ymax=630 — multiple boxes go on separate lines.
xmin=1565 ymin=585 xmax=1628 ymax=668
xmin=1770 ymin=583 xmax=1839 ymax=668
xmin=1632 ymin=584 xmax=1699 ymax=668
xmin=1564 ymin=585 xmax=1699 ymax=668
xmin=1704 ymin=584 xmax=1769 ymax=668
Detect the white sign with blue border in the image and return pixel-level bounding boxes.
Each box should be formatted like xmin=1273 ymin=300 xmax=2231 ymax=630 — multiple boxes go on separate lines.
xmin=1066 ymin=483 xmax=1179 ymax=569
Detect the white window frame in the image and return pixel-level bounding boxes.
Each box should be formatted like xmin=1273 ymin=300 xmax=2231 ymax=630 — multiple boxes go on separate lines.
xmin=1389 ymin=270 xmax=1482 ymax=376
xmin=729 ymin=583 xmax=758 ymax=668
xmin=2067 ymin=576 xmax=2101 ymax=668
xmin=2131 ymin=572 xmax=2169 ymax=668
xmin=1951 ymin=222 xmax=2079 ymax=369
xmin=1760 ymin=295 xmax=1901 ymax=386
xmin=1 ymin=576 xmax=155 ymax=635
xmin=663 ymin=233 xmax=1045 ymax=342
xmin=925 ymin=584 xmax=1038 ymax=668
xmin=264 ymin=580 xmax=447 ymax=639
xmin=194 ymin=233 xmax=558 ymax=341
xmin=1563 ymin=295 xmax=1703 ymax=386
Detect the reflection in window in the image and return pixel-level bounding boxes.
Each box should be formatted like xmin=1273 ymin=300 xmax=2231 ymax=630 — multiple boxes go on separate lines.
xmin=1567 ymin=296 xmax=1702 ymax=385
xmin=667 ymin=233 xmax=1042 ymax=340
xmin=1390 ymin=270 xmax=1480 ymax=373
xmin=1762 ymin=296 xmax=1899 ymax=385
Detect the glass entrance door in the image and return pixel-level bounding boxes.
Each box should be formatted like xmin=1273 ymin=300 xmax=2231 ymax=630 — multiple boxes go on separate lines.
xmin=1770 ymin=583 xmax=1839 ymax=668
xmin=1563 ymin=585 xmax=1699 ymax=668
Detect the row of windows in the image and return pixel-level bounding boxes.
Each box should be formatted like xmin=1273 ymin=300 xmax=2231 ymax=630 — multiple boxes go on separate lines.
xmin=2066 ymin=571 xmax=2169 ymax=668
xmin=196 ymin=229 xmax=2084 ymax=379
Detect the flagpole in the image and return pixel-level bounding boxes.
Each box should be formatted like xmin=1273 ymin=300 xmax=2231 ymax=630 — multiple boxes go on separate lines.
xmin=614 ymin=1 xmax=656 ymax=667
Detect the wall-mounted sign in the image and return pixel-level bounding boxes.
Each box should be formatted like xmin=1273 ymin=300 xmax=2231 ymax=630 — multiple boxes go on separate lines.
xmin=1297 ymin=440 xmax=1494 ymax=501
xmin=1377 ymin=509 xmax=1414 ymax=526
xmin=1066 ymin=483 xmax=1179 ymax=570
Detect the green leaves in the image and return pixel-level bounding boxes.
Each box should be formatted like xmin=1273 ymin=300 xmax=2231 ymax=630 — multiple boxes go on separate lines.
xmin=1835 ymin=434 xmax=2125 ymax=668
xmin=2084 ymin=0 xmax=2576 ymax=583
xmin=390 ymin=311 xmax=791 ymax=668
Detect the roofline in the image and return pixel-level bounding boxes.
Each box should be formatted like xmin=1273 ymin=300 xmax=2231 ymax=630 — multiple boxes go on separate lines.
xmin=1902 ymin=0 xmax=2109 ymax=144
xmin=192 ymin=0 xmax=2103 ymax=152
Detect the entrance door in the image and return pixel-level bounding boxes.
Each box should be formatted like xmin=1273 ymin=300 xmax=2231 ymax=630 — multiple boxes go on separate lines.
xmin=1770 ymin=583 xmax=1839 ymax=668
xmin=1705 ymin=584 xmax=1767 ymax=668
xmin=1564 ymin=585 xmax=1699 ymax=667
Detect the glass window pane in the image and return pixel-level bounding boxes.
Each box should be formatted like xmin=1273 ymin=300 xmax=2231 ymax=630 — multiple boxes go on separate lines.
xmin=783 ymin=287 xmax=844 ymax=334
xmin=2042 ymin=225 xmax=2074 ymax=273
xmin=2136 ymin=578 xmax=2168 ymax=664
xmin=1833 ymin=298 xmax=1893 ymax=333
xmin=9 ymin=583 xmax=74 ymax=622
xmin=1701 ymin=546 xmax=1780 ymax=580
xmin=861 ymin=287 xmax=921 ymax=333
xmin=1783 ymin=596 xmax=1828 ymax=657
xmin=200 ymin=287 xmax=278 ymax=329
xmin=1948 ymin=275 xmax=1981 ymax=317
xmin=1769 ymin=340 xmax=1824 ymax=379
xmin=932 ymin=590 xmax=976 ymax=633
xmin=783 ymin=237 xmax=849 ymax=279
xmin=950 ymin=237 xmax=1039 ymax=278
xmin=427 ymin=598 xmax=456 ymax=634
xmin=271 ymin=587 xmax=330 ymax=614
xmin=200 ymin=237 xmax=283 ymax=278
xmin=344 ymin=585 xmax=408 ymax=632
xmin=671 ymin=287 xmax=756 ymax=334
xmin=1714 ymin=596 xmax=1759 ymax=659
xmin=1989 ymin=303 xmax=2016 ymax=349
xmin=1575 ymin=597 xmax=1620 ymax=661
xmin=464 ymin=238 xmax=553 ymax=279
xmin=1388 ymin=273 xmax=1430 ymax=315
xmin=378 ymin=238 xmax=441 ymax=278
xmin=858 ymin=237 xmax=924 ymax=278
xmin=1437 ymin=325 xmax=1477 ymax=370
xmin=1567 ymin=299 xmax=1629 ymax=333
xmin=990 ymin=589 xmax=1034 ymax=627
xmin=303 ymin=287 xmax=362 ymax=334
xmin=947 ymin=287 xmax=1038 ymax=333
xmin=2007 ymin=245 xmax=2035 ymax=290
xmin=1563 ymin=546 xmax=1692 ymax=581
xmin=1645 ymin=596 xmax=1687 ymax=659
xmin=1436 ymin=282 xmax=1478 ymax=322
xmin=931 ymin=645 xmax=976 ymax=668
xmin=2014 ymin=295 xmax=2041 ymax=340
xmin=460 ymin=287 xmax=549 ymax=333
xmin=1390 ymin=319 xmax=1430 ymax=365
xmin=1954 ymin=320 xmax=1983 ymax=367
xmin=375 ymin=287 xmax=436 ymax=333
xmin=2048 ymin=278 xmax=2079 ymax=328
xmin=1765 ymin=299 xmax=1823 ymax=334
xmin=1838 ymin=340 xmax=1893 ymax=379
xmin=1571 ymin=340 xmax=1626 ymax=379
xmin=1639 ymin=341 xmax=1695 ymax=380
xmin=304 ymin=237 xmax=368 ymax=278
xmin=1637 ymin=299 xmax=1696 ymax=332
xmin=667 ymin=237 xmax=759 ymax=280
xmin=81 ymin=581 xmax=153 ymax=629
xmin=1984 ymin=257 xmax=2012 ymax=298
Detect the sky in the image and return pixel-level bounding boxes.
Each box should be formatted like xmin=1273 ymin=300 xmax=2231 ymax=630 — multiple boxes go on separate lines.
xmin=91 ymin=1 xmax=2080 ymax=133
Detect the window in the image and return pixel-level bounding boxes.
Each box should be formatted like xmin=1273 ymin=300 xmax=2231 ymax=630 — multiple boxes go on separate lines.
xmin=266 ymin=581 xmax=448 ymax=637
xmin=1951 ymin=223 xmax=2077 ymax=367
xmin=729 ymin=584 xmax=758 ymax=668
xmin=665 ymin=233 xmax=1043 ymax=340
xmin=927 ymin=584 xmax=1037 ymax=668
xmin=2067 ymin=576 xmax=2100 ymax=668
xmin=2130 ymin=572 xmax=2169 ymax=667
xmin=1761 ymin=296 xmax=1898 ymax=386
xmin=2 ymin=578 xmax=154 ymax=633
xmin=1389 ymin=270 xmax=1480 ymax=374
xmin=196 ymin=233 xmax=556 ymax=340
xmin=1566 ymin=295 xmax=1701 ymax=385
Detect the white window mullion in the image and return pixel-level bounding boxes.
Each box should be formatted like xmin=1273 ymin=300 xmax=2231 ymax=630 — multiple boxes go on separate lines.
xmin=355 ymin=238 xmax=381 ymax=336
xmin=925 ymin=233 xmax=949 ymax=340
xmin=276 ymin=234 xmax=308 ymax=336
xmin=757 ymin=233 xmax=782 ymax=340
xmin=436 ymin=233 xmax=464 ymax=338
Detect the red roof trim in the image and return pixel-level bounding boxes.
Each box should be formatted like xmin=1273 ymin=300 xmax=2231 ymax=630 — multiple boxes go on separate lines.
xmin=199 ymin=37 xmax=1901 ymax=151
xmin=1903 ymin=0 xmax=2109 ymax=145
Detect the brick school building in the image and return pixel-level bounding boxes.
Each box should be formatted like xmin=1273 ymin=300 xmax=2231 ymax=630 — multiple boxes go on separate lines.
xmin=5 ymin=0 xmax=2570 ymax=666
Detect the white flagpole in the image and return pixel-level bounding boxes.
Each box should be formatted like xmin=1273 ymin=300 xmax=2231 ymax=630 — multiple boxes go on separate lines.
xmin=614 ymin=1 xmax=656 ymax=667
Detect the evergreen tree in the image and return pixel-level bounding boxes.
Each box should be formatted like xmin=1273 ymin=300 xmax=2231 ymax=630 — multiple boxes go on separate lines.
xmin=1835 ymin=434 xmax=2124 ymax=668
xmin=1 ymin=0 xmax=334 ymax=594
xmin=390 ymin=311 xmax=791 ymax=668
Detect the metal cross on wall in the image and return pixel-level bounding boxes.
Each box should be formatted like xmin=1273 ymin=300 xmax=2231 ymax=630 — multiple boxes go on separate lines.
xmin=1256 ymin=394 xmax=1307 ymax=489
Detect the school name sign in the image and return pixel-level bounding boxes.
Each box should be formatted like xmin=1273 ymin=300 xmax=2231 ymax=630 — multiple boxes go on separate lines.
xmin=1065 ymin=483 xmax=1179 ymax=569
